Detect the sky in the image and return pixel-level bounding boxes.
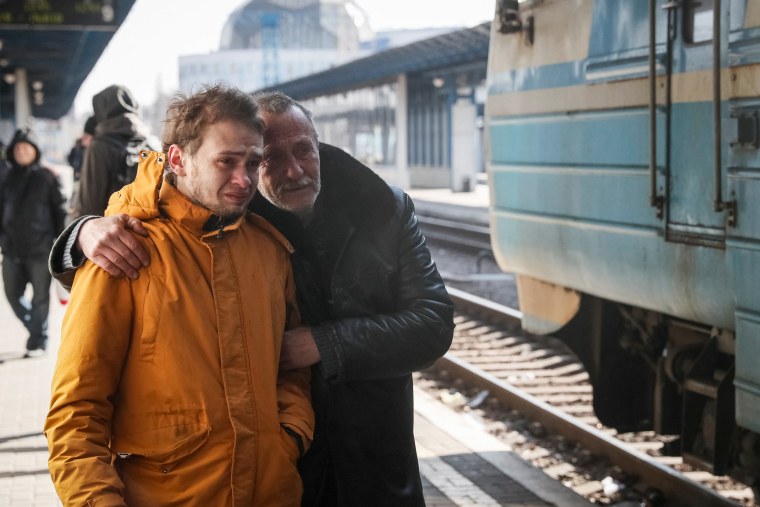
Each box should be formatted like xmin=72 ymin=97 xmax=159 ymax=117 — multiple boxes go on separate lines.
xmin=72 ymin=0 xmax=496 ymax=116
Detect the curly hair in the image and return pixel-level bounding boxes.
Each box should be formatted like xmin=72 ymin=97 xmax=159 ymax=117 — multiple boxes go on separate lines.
xmin=162 ymin=84 xmax=264 ymax=155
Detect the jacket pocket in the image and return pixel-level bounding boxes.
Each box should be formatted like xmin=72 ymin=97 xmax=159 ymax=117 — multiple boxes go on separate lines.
xmin=137 ymin=269 xmax=166 ymax=362
xmin=111 ymin=424 xmax=210 ymax=473
xmin=278 ymin=426 xmax=300 ymax=464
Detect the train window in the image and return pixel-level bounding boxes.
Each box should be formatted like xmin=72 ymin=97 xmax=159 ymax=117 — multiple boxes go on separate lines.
xmin=684 ymin=0 xmax=714 ymax=44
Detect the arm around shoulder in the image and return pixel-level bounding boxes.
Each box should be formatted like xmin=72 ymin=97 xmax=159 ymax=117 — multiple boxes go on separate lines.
xmin=48 ymin=214 xmax=100 ymax=291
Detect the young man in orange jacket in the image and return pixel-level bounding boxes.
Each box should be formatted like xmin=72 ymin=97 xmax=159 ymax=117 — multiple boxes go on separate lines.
xmin=45 ymin=85 xmax=313 ymax=506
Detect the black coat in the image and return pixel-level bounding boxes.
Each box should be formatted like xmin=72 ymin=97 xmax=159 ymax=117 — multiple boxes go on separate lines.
xmin=0 ymin=163 xmax=66 ymax=259
xmin=250 ymin=143 xmax=455 ymax=506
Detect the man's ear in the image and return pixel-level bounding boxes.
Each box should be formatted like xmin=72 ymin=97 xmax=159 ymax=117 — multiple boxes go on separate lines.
xmin=167 ymin=145 xmax=187 ymax=177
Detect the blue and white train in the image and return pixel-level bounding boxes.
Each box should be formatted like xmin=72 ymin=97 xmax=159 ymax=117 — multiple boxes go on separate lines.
xmin=485 ymin=0 xmax=760 ymax=488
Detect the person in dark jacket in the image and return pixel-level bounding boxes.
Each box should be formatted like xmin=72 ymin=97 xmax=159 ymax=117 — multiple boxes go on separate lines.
xmin=49 ymin=92 xmax=455 ymax=506
xmin=66 ymin=115 xmax=97 ymax=182
xmin=1 ymin=128 xmax=66 ymax=356
xmin=71 ymin=84 xmax=152 ymax=219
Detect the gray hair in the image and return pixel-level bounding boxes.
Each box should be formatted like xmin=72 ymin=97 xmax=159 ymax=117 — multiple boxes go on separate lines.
xmin=252 ymin=91 xmax=318 ymax=140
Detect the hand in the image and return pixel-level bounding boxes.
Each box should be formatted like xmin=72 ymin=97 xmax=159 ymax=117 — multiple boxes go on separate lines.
xmin=78 ymin=214 xmax=150 ymax=279
xmin=280 ymin=326 xmax=321 ymax=370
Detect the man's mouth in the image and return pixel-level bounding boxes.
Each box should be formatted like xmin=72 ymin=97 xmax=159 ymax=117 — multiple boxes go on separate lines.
xmin=282 ymin=178 xmax=314 ymax=193
xmin=226 ymin=192 xmax=251 ymax=202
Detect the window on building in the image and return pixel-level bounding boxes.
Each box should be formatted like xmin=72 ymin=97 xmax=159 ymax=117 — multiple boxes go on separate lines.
xmin=303 ymin=84 xmax=397 ymax=167
xmin=408 ymin=86 xmax=449 ymax=169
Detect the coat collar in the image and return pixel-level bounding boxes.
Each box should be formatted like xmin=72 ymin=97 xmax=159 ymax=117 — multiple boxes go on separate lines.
xmin=159 ymin=181 xmax=245 ymax=238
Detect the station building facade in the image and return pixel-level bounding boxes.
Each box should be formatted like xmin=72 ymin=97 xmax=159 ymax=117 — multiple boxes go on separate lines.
xmin=259 ymin=22 xmax=490 ymax=191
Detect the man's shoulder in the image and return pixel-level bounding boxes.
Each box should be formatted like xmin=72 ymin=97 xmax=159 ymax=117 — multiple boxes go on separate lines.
xmin=243 ymin=213 xmax=294 ymax=254
xmin=318 ymin=143 xmax=398 ymax=221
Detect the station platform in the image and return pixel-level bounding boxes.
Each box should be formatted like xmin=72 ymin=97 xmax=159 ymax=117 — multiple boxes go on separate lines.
xmin=0 ymin=281 xmax=589 ymax=506
xmin=408 ymin=184 xmax=491 ymax=226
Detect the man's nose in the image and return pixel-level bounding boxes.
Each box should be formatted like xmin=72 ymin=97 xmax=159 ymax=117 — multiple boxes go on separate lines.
xmin=231 ymin=163 xmax=252 ymax=188
xmin=283 ymin=154 xmax=304 ymax=180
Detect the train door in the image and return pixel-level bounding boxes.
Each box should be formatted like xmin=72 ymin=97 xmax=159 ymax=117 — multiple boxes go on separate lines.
xmin=659 ymin=0 xmax=730 ymax=247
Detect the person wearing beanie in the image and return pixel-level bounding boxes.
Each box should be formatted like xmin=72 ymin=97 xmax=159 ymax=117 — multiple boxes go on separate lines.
xmin=71 ymin=84 xmax=154 ymax=218
xmin=65 ymin=115 xmax=97 ymax=222
xmin=0 ymin=127 xmax=66 ymax=357
xmin=66 ymin=115 xmax=97 ymax=183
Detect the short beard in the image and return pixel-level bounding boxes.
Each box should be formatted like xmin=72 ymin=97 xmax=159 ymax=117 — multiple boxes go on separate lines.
xmin=187 ymin=177 xmax=248 ymax=221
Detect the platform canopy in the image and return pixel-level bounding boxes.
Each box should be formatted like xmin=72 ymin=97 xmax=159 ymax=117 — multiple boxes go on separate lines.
xmin=259 ymin=22 xmax=491 ymax=100
xmin=0 ymin=0 xmax=136 ymax=120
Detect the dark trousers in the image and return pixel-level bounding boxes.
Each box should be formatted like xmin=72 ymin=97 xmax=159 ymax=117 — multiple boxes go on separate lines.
xmin=2 ymin=254 xmax=51 ymax=350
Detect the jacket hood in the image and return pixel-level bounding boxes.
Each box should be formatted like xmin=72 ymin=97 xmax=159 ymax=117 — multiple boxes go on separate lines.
xmin=7 ymin=127 xmax=41 ymax=167
xmin=92 ymin=84 xmax=139 ymax=122
xmin=95 ymin=113 xmax=151 ymax=141
xmin=105 ymin=150 xmax=163 ymax=221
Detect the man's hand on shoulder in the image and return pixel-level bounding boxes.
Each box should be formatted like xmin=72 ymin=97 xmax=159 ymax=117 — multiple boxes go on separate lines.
xmin=280 ymin=326 xmax=321 ymax=370
xmin=79 ymin=214 xmax=150 ymax=279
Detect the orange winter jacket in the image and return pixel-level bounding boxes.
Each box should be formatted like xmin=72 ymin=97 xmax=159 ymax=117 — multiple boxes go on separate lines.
xmin=45 ymin=151 xmax=314 ymax=506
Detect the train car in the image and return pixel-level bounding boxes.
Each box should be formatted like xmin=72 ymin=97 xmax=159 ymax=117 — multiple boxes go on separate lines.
xmin=485 ymin=0 xmax=760 ymax=489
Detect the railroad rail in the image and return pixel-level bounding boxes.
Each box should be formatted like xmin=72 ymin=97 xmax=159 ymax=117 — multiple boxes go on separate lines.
xmin=425 ymin=287 xmax=752 ymax=507
xmin=416 ymin=213 xmax=493 ymax=253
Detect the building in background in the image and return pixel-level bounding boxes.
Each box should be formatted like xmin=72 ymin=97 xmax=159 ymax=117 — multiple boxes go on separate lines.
xmin=179 ymin=0 xmax=363 ymax=94
xmin=179 ymin=0 xmax=462 ymax=95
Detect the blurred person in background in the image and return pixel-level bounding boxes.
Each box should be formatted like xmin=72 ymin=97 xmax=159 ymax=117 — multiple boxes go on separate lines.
xmin=0 ymin=127 xmax=65 ymax=357
xmin=71 ymin=84 xmax=153 ymax=219
xmin=0 ymin=140 xmax=11 ymax=186
xmin=66 ymin=115 xmax=96 ymax=221
xmin=67 ymin=115 xmax=97 ymax=183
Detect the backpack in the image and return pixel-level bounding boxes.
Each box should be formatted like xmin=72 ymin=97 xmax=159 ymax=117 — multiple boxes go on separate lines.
xmin=99 ymin=134 xmax=154 ymax=191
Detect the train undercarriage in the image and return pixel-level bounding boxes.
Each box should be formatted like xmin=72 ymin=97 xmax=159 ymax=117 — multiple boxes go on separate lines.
xmin=533 ymin=286 xmax=760 ymax=494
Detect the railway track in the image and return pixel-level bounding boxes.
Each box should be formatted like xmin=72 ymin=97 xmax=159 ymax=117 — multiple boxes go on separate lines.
xmin=422 ymin=287 xmax=755 ymax=507
xmin=416 ymin=210 xmax=492 ymax=253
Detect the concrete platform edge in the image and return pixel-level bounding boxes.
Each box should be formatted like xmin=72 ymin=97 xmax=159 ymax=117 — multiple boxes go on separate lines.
xmin=414 ymin=386 xmax=593 ymax=507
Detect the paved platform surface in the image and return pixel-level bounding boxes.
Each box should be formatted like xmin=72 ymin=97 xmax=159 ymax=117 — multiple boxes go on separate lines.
xmin=0 ymin=284 xmax=65 ymax=507
xmin=408 ymin=185 xmax=491 ymax=226
xmin=0 ymin=276 xmax=589 ymax=506
xmin=408 ymin=184 xmax=490 ymax=210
